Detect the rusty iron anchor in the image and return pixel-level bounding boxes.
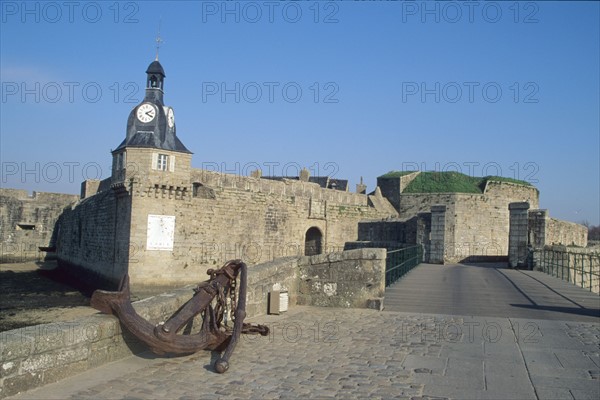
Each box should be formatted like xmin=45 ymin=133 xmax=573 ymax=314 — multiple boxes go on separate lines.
xmin=91 ymin=259 xmax=269 ymax=373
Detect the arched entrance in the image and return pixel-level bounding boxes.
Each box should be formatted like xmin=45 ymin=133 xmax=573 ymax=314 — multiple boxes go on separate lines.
xmin=304 ymin=227 xmax=323 ymax=256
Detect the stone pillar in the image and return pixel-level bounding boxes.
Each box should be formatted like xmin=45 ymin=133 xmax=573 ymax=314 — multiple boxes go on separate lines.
xmin=429 ymin=205 xmax=446 ymax=264
xmin=508 ymin=202 xmax=530 ymax=268
xmin=528 ymin=209 xmax=548 ymax=249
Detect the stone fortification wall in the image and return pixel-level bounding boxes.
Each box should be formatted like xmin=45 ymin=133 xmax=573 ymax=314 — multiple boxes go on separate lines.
xmin=0 ymin=248 xmax=385 ymax=398
xmin=80 ymin=178 xmax=111 ymax=199
xmin=509 ymin=205 xmax=588 ymax=268
xmin=451 ymin=182 xmax=538 ymax=261
xmin=356 ymin=215 xmax=430 ymax=252
xmin=196 ymin=169 xmax=372 ymax=207
xmin=528 ymin=209 xmax=587 ymax=249
xmin=122 ymin=169 xmax=394 ymax=287
xmin=0 ymin=189 xmax=79 ymax=263
xmin=546 ymin=218 xmax=587 ymax=247
xmin=358 ymin=219 xmax=413 ymax=243
xmin=376 ymin=172 xmax=420 ymax=213
xmin=351 ymin=181 xmax=540 ymax=263
xmin=55 ymin=189 xmax=131 ymax=288
xmin=54 ymin=165 xmax=396 ymax=288
xmin=397 ymin=182 xmax=539 ymax=262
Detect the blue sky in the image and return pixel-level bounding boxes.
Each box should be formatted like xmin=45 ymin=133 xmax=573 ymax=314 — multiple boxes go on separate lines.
xmin=1 ymin=1 xmax=599 ymax=224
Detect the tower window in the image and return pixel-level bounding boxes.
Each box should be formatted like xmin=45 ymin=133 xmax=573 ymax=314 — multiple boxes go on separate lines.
xmin=157 ymin=154 xmax=169 ymax=171
xmin=150 ymin=76 xmax=158 ymax=88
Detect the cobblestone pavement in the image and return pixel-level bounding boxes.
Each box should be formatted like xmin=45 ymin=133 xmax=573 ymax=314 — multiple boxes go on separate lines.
xmin=10 ymin=306 xmax=600 ymax=400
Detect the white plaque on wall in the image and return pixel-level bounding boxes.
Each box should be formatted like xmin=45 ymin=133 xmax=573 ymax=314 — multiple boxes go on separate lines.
xmin=146 ymin=214 xmax=175 ymax=251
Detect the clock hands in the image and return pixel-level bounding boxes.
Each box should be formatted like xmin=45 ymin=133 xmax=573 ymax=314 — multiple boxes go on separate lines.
xmin=136 ymin=103 xmax=159 ymax=123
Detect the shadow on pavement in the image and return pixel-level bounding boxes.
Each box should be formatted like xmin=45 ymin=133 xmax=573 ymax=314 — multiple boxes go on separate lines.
xmin=509 ymin=304 xmax=600 ymax=318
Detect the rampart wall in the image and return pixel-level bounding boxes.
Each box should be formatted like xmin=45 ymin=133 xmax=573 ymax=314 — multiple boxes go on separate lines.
xmin=0 ymin=189 xmax=79 ymax=263
xmin=528 ymin=209 xmax=588 ymax=249
xmin=354 ymin=182 xmax=540 ymax=263
xmin=55 ymin=189 xmax=131 ymax=288
xmin=123 ymin=169 xmax=392 ymax=287
xmin=54 ymin=167 xmax=395 ymax=288
xmin=546 ymin=218 xmax=588 ymax=247
xmin=397 ymin=182 xmax=539 ymax=262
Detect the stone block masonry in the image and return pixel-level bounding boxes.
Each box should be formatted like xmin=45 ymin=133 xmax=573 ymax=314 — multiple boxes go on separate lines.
xmin=55 ymin=160 xmax=397 ymax=288
xmin=297 ymin=248 xmax=386 ymax=308
xmin=509 ymin=204 xmax=588 ymax=268
xmin=0 ymin=189 xmax=79 ymax=263
xmin=55 ymin=188 xmax=130 ymax=288
xmin=354 ymin=175 xmax=586 ymax=264
xmin=529 ymin=209 xmax=588 ymax=248
xmin=245 ymin=248 xmax=386 ymax=315
xmin=0 ymin=248 xmax=386 ymax=398
xmin=376 ymin=172 xmax=543 ymax=263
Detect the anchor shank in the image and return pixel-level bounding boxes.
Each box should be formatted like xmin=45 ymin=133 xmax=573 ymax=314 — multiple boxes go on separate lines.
xmin=156 ymin=272 xmax=233 ymax=340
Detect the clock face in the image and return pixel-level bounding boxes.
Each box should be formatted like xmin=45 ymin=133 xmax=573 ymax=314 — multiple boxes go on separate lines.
xmin=167 ymin=108 xmax=175 ymax=128
xmin=136 ymin=103 xmax=156 ymax=123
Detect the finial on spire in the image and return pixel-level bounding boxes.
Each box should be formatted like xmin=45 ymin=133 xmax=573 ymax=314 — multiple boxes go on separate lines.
xmin=155 ymin=18 xmax=163 ymax=61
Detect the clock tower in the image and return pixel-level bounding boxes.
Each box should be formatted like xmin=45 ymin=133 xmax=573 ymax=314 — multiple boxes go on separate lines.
xmin=111 ymin=58 xmax=192 ymax=197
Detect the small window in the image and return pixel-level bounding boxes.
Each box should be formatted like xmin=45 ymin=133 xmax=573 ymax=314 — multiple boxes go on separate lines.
xmin=157 ymin=154 xmax=169 ymax=171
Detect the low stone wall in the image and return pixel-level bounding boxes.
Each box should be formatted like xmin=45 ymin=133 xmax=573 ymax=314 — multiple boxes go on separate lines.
xmin=297 ymin=248 xmax=386 ymax=308
xmin=0 ymin=248 xmax=385 ymax=398
xmin=245 ymin=256 xmax=299 ymax=318
xmin=0 ymin=287 xmax=193 ymax=399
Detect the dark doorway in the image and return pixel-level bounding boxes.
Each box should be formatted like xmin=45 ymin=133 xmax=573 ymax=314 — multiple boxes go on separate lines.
xmin=305 ymin=227 xmax=323 ymax=256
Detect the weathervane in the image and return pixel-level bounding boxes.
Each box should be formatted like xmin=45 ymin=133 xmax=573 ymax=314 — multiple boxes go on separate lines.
xmin=155 ymin=18 xmax=164 ymax=61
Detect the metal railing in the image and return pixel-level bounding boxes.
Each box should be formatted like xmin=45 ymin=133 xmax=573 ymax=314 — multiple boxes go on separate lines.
xmin=386 ymin=245 xmax=423 ymax=286
xmin=538 ymin=249 xmax=600 ymax=294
